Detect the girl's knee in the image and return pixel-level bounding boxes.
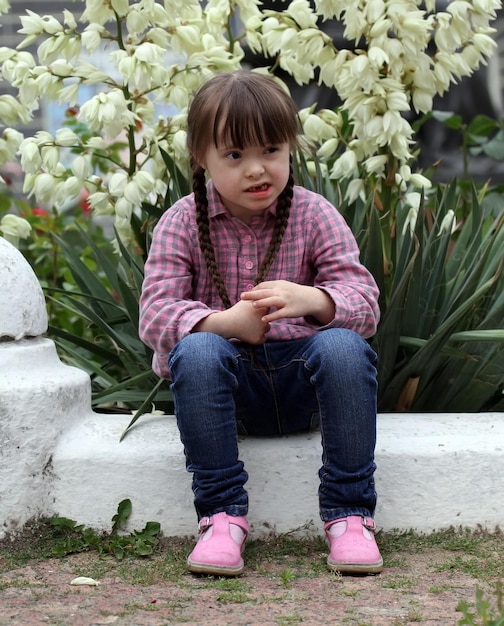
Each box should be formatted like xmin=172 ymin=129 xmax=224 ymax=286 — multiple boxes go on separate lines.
xmin=169 ymin=332 xmax=235 ymax=373
xmin=312 ymin=329 xmax=377 ymax=372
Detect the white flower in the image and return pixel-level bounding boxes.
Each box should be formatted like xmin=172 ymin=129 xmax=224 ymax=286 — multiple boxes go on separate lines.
xmin=81 ymin=24 xmax=105 ymax=53
xmin=81 ymin=0 xmax=115 ymax=25
xmin=0 ymin=214 xmax=32 ymax=246
xmin=0 ymin=128 xmax=23 ymax=162
xmin=33 ymin=172 xmax=58 ymax=204
xmin=438 ymin=209 xmax=457 ymax=235
xmin=63 ymin=176 xmax=82 ymax=199
xmin=109 ymin=171 xmax=128 ymax=197
xmin=317 ymin=137 xmax=339 ymax=160
xmin=171 ymin=25 xmax=202 ymax=55
xmin=55 ymin=128 xmax=79 ymax=147
xmin=330 ymin=150 xmax=358 ymax=179
xmin=0 ymin=94 xmax=31 ymax=125
xmin=402 ymin=206 xmax=419 ymax=236
xmin=363 ymin=154 xmax=388 ymax=176
xmin=71 ymin=155 xmax=92 ymax=181
xmin=345 ymin=179 xmax=366 ymax=204
xmin=85 ymin=137 xmax=107 ymax=151
xmin=285 ymin=0 xmax=317 ymax=29
xmin=40 ymin=145 xmax=60 ymax=172
xmin=78 ymin=90 xmax=139 ymax=138
xmin=86 ymin=191 xmax=113 ymax=215
xmin=19 ymin=138 xmax=42 ymax=173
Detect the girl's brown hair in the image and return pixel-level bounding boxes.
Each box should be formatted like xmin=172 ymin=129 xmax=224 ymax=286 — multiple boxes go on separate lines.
xmin=187 ymin=70 xmax=301 ymax=308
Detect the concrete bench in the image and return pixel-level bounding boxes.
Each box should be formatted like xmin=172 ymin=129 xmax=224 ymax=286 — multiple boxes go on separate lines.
xmin=49 ymin=409 xmax=504 ymax=537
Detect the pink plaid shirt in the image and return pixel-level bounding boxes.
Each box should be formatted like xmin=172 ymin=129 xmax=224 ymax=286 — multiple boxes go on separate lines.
xmin=139 ymin=182 xmax=380 ymax=379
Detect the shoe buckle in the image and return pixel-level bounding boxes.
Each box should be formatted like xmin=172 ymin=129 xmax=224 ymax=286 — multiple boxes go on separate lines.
xmin=198 ymin=516 xmax=212 ymax=533
xmin=363 ymin=517 xmax=376 ymax=532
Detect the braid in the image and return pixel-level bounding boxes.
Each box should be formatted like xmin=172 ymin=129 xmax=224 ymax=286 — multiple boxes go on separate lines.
xmin=193 ymin=160 xmax=232 ymax=309
xmin=255 ymin=166 xmax=294 ymax=284
xmin=193 ymin=160 xmax=294 ymax=308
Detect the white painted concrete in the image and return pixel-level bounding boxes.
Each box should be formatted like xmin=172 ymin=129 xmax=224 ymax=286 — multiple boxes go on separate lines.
xmin=1 ymin=236 xmax=503 ymax=540
xmin=0 ymin=338 xmax=94 ymax=536
xmin=50 ymin=411 xmax=504 ymax=538
xmin=0 ymin=237 xmax=47 ymax=339
xmin=0 ymin=238 xmax=91 ymax=537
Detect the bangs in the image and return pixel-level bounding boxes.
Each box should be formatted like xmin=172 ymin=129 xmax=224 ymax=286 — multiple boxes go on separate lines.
xmin=213 ymin=93 xmax=297 ymax=149
xmin=213 ymin=79 xmax=300 ymax=149
xmin=187 ymin=71 xmax=301 ymax=162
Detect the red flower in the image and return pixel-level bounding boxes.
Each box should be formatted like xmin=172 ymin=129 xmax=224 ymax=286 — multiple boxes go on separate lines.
xmin=32 ymin=207 xmax=49 ymax=218
xmin=80 ymin=189 xmax=91 ymax=214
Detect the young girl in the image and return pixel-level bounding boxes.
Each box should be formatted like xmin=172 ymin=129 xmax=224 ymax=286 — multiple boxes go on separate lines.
xmin=139 ymin=70 xmax=382 ymax=577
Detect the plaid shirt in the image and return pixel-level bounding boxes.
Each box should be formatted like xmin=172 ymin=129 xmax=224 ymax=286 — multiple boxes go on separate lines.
xmin=139 ymin=182 xmax=380 ymax=379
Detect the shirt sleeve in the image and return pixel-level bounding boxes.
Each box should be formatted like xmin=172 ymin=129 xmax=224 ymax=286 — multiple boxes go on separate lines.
xmin=138 ymin=198 xmax=218 ymax=358
xmin=307 ymin=196 xmax=380 ymax=338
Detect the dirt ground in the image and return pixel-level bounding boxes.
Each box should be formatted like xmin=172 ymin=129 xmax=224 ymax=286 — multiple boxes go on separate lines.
xmin=1 ymin=526 xmax=503 ymax=626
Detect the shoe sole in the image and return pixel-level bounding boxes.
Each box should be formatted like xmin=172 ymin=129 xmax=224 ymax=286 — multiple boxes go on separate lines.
xmin=187 ymin=559 xmax=244 ymax=577
xmin=327 ymin=558 xmax=383 ymax=575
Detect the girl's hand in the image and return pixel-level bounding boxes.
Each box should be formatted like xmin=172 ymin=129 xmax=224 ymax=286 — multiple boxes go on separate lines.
xmin=241 ymin=280 xmax=335 ymax=325
xmin=193 ymin=299 xmax=270 ymax=344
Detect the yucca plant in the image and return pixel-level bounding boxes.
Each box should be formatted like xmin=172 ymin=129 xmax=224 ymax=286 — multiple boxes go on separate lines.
xmin=295 ymin=149 xmax=504 ymax=412
xmin=45 ymin=155 xmax=192 ymax=418
xmin=47 ymin=225 xmax=172 ymax=414
xmin=365 ymin=183 xmax=504 ymax=412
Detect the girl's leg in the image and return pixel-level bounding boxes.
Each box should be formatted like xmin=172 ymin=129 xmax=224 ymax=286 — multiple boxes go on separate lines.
xmin=168 ymin=332 xmax=250 ymax=519
xmin=294 ymin=328 xmax=382 ymax=573
xmin=169 ymin=332 xmax=254 ymax=576
xmin=299 ymin=329 xmax=378 ymax=521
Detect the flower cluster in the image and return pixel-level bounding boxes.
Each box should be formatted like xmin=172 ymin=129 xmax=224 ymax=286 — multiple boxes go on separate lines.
xmin=0 ymin=0 xmax=500 ymax=247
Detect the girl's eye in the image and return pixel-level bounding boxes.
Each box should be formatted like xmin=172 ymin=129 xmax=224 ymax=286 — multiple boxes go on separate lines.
xmin=265 ymin=146 xmax=278 ymax=154
xmin=225 ymin=151 xmax=241 ymax=160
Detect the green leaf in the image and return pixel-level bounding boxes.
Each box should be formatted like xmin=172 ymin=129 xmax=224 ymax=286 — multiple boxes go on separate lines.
xmin=120 ymin=378 xmax=166 ymax=441
xmin=466 ymin=114 xmax=499 ymax=138
xmin=111 ymin=498 xmax=133 ymax=534
xmin=431 ymin=110 xmax=463 ymax=129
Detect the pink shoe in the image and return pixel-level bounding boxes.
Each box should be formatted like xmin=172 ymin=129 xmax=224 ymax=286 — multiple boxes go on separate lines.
xmin=324 ymin=515 xmax=383 ymax=574
xmin=187 ymin=512 xmax=249 ymax=576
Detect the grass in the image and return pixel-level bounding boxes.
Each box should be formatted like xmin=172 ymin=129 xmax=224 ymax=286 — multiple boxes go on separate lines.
xmin=1 ymin=519 xmax=503 ymax=583
xmin=0 ymin=519 xmax=503 ymax=624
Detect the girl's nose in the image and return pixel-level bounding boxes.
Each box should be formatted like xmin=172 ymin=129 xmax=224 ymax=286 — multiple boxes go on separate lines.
xmin=246 ymin=158 xmax=265 ymax=177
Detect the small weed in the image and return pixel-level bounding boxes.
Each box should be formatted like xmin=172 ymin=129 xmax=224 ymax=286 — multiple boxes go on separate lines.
xmin=381 ymin=575 xmax=414 ymax=589
xmin=338 ymin=587 xmax=359 ymax=598
xmin=279 ymin=566 xmax=297 ymax=587
xmin=457 ymin=582 xmax=504 ymax=625
xmin=47 ymin=499 xmax=160 ymax=559
xmin=216 ymin=591 xmax=253 ymax=604
xmin=204 ymin=577 xmax=249 ymax=592
xmin=406 ymin=609 xmax=425 ymax=622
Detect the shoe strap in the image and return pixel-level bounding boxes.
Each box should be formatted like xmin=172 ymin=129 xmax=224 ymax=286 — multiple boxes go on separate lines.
xmin=363 ymin=517 xmax=377 ymax=532
xmin=198 ymin=514 xmax=249 ymax=537
xmin=198 ymin=516 xmax=213 ymax=533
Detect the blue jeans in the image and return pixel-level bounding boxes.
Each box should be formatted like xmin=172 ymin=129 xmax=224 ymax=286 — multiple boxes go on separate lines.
xmin=168 ymin=328 xmax=378 ymax=523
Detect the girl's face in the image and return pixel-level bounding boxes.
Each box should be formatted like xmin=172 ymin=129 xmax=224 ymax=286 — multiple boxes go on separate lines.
xmin=201 ymin=137 xmax=291 ymax=223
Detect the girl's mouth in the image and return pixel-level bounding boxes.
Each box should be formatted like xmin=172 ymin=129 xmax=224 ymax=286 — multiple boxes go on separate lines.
xmin=247 ymin=183 xmax=269 ymax=192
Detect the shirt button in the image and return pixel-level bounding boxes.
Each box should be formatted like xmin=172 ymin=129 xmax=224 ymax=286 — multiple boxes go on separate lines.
xmin=243 ymin=235 xmax=252 ymax=244
xmin=245 ymin=283 xmax=254 ymax=290
xmin=245 ymin=260 xmax=254 ymax=270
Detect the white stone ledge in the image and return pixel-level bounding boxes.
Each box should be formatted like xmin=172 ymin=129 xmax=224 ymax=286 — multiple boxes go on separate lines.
xmin=50 ymin=412 xmax=504 ymax=538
